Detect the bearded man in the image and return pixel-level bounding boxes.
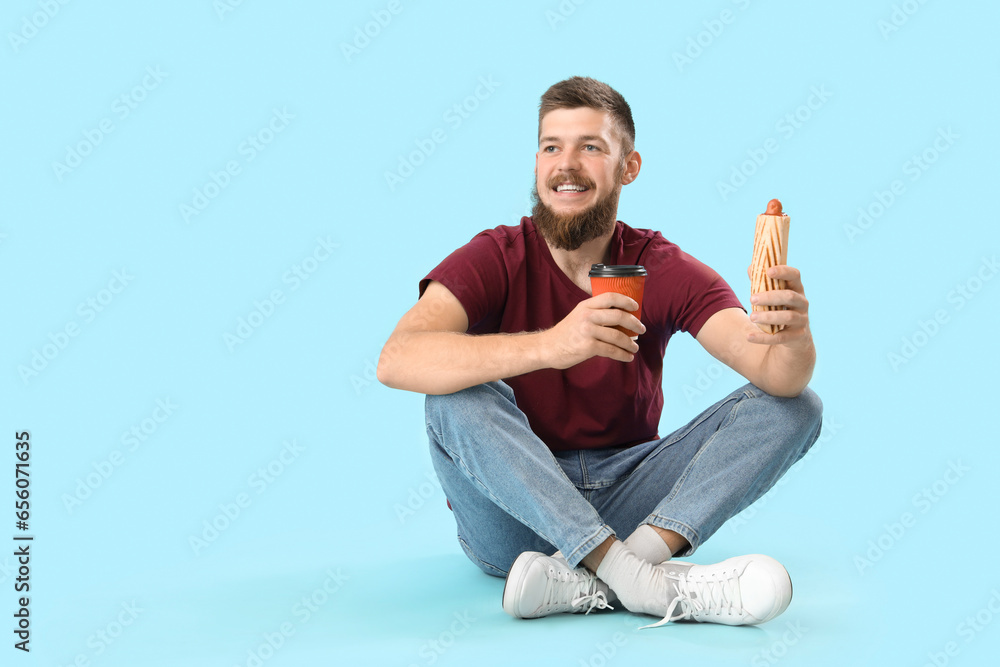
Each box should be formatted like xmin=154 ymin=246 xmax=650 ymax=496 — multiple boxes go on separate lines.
xmin=377 ymin=76 xmax=821 ymax=628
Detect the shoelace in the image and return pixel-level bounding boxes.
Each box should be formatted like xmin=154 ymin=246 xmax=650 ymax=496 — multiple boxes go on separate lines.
xmin=571 ymin=590 xmax=612 ymax=614
xmin=542 ymin=566 xmax=614 ymax=615
xmin=639 ymin=567 xmax=743 ymax=629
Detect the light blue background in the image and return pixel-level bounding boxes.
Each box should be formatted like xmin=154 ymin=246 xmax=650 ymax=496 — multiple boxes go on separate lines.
xmin=3 ymin=1 xmax=998 ymax=665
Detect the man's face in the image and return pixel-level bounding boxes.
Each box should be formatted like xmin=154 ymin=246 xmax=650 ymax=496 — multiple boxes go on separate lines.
xmin=532 ymin=107 xmax=628 ymax=251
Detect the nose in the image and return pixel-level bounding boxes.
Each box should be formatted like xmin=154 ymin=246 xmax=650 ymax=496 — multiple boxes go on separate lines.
xmin=555 ymin=146 xmax=582 ymax=173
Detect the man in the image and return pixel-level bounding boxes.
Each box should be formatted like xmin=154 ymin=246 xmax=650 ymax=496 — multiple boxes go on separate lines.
xmin=377 ymin=76 xmax=821 ymax=629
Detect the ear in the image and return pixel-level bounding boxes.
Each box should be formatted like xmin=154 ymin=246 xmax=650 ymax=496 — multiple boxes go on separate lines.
xmin=621 ymin=150 xmax=642 ymax=185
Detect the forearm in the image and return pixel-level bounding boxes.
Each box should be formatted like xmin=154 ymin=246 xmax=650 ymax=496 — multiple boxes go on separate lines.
xmin=377 ymin=329 xmax=549 ymax=395
xmin=754 ymin=337 xmax=816 ymax=397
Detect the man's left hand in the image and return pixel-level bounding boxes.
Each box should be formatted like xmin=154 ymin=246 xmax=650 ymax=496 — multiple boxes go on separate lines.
xmin=746 ymin=265 xmax=811 ymax=347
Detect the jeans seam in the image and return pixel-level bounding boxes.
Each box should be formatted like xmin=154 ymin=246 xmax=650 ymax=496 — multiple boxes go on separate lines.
xmin=658 ymin=395 xmax=745 ymax=506
xmin=565 ymin=524 xmax=615 ymax=567
xmin=457 ymin=535 xmax=508 ymax=576
xmin=621 ymin=392 xmax=744 ymax=487
xmin=645 ymin=517 xmax=700 ymax=555
xmin=441 ymin=444 xmax=562 ymax=547
xmin=578 ymin=451 xmax=589 ymax=487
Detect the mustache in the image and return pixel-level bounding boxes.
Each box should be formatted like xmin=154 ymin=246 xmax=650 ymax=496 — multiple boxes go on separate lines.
xmin=546 ymin=173 xmax=595 ymax=190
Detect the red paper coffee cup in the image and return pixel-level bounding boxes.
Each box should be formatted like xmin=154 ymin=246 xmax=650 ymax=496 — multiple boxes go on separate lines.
xmin=588 ymin=264 xmax=647 ymax=338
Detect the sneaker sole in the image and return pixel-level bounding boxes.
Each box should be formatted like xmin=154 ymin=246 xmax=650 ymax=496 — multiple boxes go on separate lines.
xmin=502 ymin=551 xmax=545 ymax=619
xmin=744 ymin=554 xmax=792 ymax=625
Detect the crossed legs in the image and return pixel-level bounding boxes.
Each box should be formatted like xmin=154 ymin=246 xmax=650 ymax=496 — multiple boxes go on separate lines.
xmin=425 ymin=380 xmax=823 ymax=624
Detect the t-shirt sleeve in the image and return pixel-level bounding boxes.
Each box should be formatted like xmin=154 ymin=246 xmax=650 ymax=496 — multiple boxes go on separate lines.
xmin=671 ymin=252 xmax=745 ymax=338
xmin=419 ymin=232 xmax=508 ymax=332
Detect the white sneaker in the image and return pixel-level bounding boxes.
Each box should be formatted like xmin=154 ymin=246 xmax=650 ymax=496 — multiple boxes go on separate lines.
xmin=502 ymin=551 xmax=614 ymax=619
xmin=641 ymin=554 xmax=792 ymax=628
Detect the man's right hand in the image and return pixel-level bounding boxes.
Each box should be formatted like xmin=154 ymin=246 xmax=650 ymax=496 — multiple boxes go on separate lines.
xmin=378 ymin=282 xmax=644 ymax=394
xmin=541 ymin=292 xmax=645 ymax=369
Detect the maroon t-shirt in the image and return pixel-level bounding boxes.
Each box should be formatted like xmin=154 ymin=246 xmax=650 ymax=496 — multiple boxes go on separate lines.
xmin=420 ymin=217 xmax=744 ymax=452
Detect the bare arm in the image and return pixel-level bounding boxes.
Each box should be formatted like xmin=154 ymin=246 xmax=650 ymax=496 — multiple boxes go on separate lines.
xmin=376 ymin=280 xmax=645 ymax=395
xmin=695 ymin=265 xmax=815 ymax=397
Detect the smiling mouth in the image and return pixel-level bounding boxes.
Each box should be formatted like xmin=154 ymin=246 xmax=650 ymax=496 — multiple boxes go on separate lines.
xmin=551 ymin=180 xmax=592 ymax=195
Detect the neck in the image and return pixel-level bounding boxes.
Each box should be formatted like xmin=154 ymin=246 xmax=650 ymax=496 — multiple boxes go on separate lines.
xmin=545 ymin=225 xmax=616 ymax=294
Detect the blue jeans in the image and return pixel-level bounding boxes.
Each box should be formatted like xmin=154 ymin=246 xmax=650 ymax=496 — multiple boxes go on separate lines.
xmin=425 ymin=380 xmax=823 ymax=576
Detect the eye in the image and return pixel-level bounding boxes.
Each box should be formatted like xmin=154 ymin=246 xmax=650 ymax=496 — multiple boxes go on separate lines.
xmin=542 ymin=145 xmax=557 ymax=153
xmin=584 ymin=144 xmax=599 ymax=151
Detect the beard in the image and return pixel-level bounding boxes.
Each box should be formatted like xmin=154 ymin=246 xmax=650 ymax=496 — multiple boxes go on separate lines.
xmin=530 ymin=172 xmax=622 ymax=251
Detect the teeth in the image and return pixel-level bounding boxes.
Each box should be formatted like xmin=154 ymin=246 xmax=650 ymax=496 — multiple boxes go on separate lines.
xmin=556 ymin=184 xmax=587 ymax=192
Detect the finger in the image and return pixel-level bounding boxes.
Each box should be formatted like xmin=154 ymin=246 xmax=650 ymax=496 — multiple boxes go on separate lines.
xmin=588 ymin=292 xmax=639 ymax=312
xmin=766 ymin=265 xmax=803 ymax=293
xmin=589 ymin=308 xmax=646 ymax=335
xmin=745 ymin=326 xmax=807 ymax=346
xmin=750 ymin=289 xmax=809 ymax=310
xmin=594 ymin=340 xmax=636 ymax=363
xmin=749 ymin=308 xmax=807 ymax=329
xmin=591 ymin=323 xmax=640 ymax=352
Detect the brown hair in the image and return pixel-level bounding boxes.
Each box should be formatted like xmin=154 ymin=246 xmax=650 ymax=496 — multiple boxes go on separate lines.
xmin=538 ymin=76 xmax=635 ymax=160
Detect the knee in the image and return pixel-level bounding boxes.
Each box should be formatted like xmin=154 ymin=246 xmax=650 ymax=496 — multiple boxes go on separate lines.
xmin=744 ymin=385 xmax=823 ymax=454
xmin=425 ymin=380 xmax=517 ymax=435
xmin=791 ymin=386 xmax=823 ymax=427
xmin=785 ymin=387 xmax=823 ymax=458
